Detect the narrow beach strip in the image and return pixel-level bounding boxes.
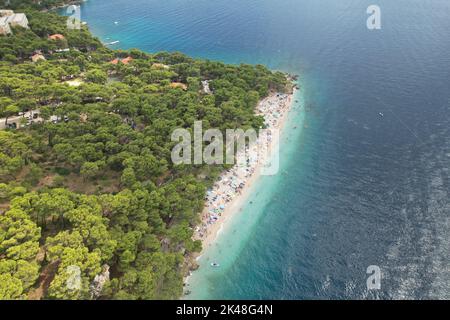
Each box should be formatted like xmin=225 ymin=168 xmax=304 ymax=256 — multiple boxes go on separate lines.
xmin=194 ymin=86 xmax=297 ymax=255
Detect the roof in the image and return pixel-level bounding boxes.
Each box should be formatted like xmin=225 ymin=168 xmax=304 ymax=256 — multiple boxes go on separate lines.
xmin=49 ymin=34 xmax=65 ymax=40
xmin=0 ymin=17 xmax=11 ymax=34
xmin=6 ymin=13 xmax=27 ymax=23
xmin=170 ymin=82 xmax=188 ymax=90
xmin=0 ymin=10 xmax=14 ymax=17
xmin=152 ymin=63 xmax=169 ymax=69
xmin=110 ymin=56 xmax=133 ymax=65
xmin=31 ymin=54 xmax=46 ymax=62
xmin=121 ymin=57 xmax=133 ymax=64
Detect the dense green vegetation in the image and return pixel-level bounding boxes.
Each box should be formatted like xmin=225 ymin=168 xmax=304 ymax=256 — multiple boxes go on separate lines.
xmin=3 ymin=0 xmax=73 ymax=11
xmin=0 ymin=5 xmax=290 ymax=299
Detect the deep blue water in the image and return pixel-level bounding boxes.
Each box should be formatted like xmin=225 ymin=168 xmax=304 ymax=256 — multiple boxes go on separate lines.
xmin=74 ymin=0 xmax=450 ymax=299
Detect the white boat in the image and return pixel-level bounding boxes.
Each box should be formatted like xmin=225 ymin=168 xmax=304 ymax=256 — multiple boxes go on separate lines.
xmin=210 ymin=262 xmax=220 ymax=268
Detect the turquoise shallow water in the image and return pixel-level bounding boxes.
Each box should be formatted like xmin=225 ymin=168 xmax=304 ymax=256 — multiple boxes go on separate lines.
xmin=74 ymin=0 xmax=450 ymax=299
xmin=186 ymin=87 xmax=307 ymax=299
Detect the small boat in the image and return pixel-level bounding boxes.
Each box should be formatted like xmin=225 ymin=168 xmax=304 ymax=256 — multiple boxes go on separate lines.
xmin=106 ymin=40 xmax=120 ymax=45
xmin=184 ymin=290 xmax=192 ymax=296
xmin=210 ymin=262 xmax=220 ymax=268
xmin=114 ymin=21 xmax=119 ymax=25
xmin=379 ymin=112 xmax=384 ymax=117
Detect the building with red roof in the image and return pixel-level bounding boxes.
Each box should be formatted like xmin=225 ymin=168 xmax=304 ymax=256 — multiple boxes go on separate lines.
xmin=48 ymin=34 xmax=65 ymax=40
xmin=110 ymin=56 xmax=133 ymax=65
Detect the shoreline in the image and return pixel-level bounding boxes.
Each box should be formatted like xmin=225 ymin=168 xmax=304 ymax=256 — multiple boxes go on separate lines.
xmin=189 ymin=83 xmax=298 ymax=274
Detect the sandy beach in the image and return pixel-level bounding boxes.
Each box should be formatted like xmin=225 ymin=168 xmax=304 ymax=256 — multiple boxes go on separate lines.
xmin=193 ymin=86 xmax=297 ymax=257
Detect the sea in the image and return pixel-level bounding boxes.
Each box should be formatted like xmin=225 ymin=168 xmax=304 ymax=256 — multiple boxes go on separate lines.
xmin=66 ymin=0 xmax=450 ymax=299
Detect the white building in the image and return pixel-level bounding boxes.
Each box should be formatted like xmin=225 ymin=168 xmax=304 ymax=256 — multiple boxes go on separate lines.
xmin=0 ymin=10 xmax=14 ymax=17
xmin=6 ymin=13 xmax=29 ymax=29
xmin=0 ymin=16 xmax=11 ymax=35
xmin=0 ymin=11 xmax=29 ymax=35
xmin=202 ymin=80 xmax=212 ymax=94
